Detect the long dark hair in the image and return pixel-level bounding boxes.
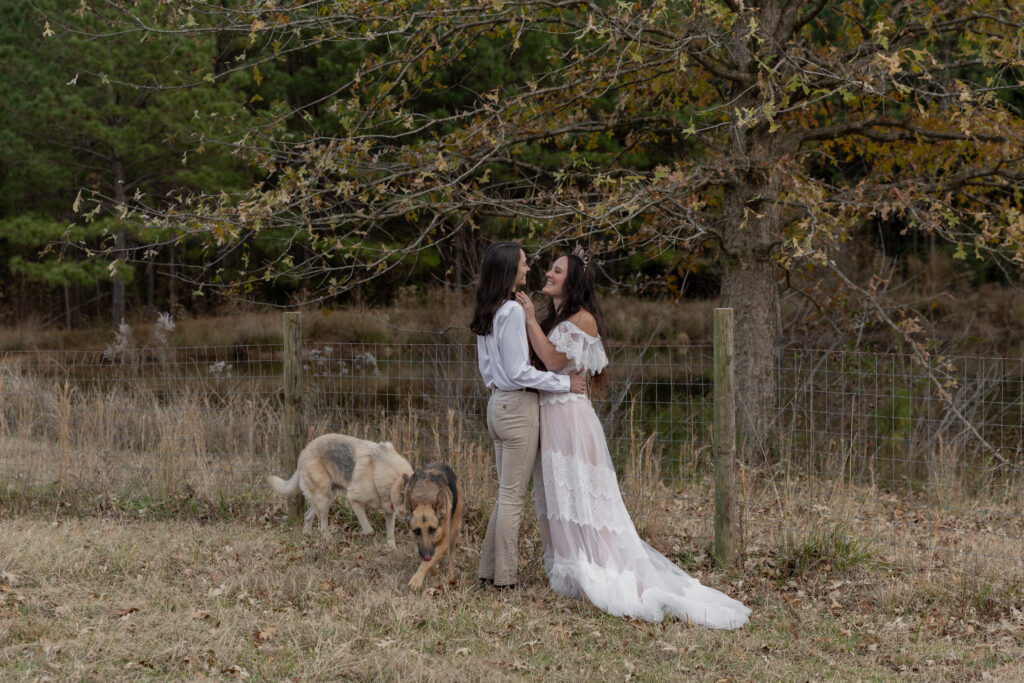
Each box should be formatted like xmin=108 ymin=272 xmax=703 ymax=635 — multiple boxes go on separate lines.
xmin=539 ymin=252 xmax=608 ymax=393
xmin=469 ymin=241 xmax=522 ymax=336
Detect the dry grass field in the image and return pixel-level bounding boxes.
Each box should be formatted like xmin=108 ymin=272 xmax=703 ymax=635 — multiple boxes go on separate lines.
xmin=4 ymin=297 xmax=1024 ymax=680
xmin=2 ymin=507 xmax=1023 ymax=682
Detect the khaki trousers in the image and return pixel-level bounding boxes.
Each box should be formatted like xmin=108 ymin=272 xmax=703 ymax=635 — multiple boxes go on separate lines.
xmin=477 ymin=389 xmax=540 ymax=587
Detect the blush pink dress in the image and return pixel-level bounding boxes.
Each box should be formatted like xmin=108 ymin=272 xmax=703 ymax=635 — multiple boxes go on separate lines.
xmin=533 ymin=321 xmax=750 ymax=628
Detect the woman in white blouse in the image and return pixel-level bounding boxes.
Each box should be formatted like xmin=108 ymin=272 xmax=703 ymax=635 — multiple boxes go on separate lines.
xmin=516 ymin=249 xmax=750 ymax=628
xmin=470 ymin=242 xmax=586 ymax=590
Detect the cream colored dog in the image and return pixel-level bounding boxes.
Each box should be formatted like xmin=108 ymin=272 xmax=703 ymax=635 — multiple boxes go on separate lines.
xmin=268 ymin=434 xmax=413 ymax=549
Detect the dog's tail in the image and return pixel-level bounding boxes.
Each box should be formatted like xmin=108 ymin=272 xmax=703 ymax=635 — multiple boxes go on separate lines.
xmin=267 ymin=470 xmax=300 ymax=497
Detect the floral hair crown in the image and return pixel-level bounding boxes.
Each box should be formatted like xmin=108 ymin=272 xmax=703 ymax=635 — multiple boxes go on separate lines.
xmin=571 ymin=245 xmax=591 ymax=272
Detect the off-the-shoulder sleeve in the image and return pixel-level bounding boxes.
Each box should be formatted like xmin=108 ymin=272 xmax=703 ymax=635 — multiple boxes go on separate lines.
xmin=549 ymin=321 xmax=608 ymax=375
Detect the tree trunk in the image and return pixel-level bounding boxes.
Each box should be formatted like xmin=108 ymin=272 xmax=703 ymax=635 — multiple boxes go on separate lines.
xmin=719 ymin=109 xmax=783 ymax=465
xmin=112 ymin=232 xmax=127 ymax=325
xmin=717 ymin=0 xmax=787 ymax=463
xmin=111 ymin=157 xmax=128 ymax=325
xmin=719 ymin=158 xmax=782 ymax=464
xmin=720 ymin=255 xmax=779 ymax=466
xmin=146 ymin=253 xmax=155 ymax=313
xmin=63 ymin=282 xmax=72 ymax=329
xmin=168 ymin=244 xmax=177 ymax=310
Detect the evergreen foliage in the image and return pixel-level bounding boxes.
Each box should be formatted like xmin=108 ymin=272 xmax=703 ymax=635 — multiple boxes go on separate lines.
xmin=0 ymin=0 xmax=253 ymax=322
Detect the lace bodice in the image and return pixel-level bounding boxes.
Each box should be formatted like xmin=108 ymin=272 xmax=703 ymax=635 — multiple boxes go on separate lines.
xmin=539 ymin=321 xmax=608 ymax=406
xmin=549 ymin=320 xmax=608 ymax=376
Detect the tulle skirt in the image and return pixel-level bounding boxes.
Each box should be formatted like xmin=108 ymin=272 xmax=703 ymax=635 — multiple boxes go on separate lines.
xmin=534 ymin=394 xmax=750 ymax=629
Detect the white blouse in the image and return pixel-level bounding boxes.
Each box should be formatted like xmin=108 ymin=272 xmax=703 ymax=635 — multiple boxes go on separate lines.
xmin=477 ymin=300 xmax=571 ymax=393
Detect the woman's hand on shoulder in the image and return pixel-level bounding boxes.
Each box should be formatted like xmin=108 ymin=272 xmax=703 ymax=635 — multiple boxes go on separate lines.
xmin=515 ymin=292 xmax=538 ymax=323
xmin=568 ymin=310 xmax=598 ymax=336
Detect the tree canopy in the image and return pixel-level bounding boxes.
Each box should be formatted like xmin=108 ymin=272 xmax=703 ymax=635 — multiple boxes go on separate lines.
xmin=59 ymin=0 xmax=1024 ymax=455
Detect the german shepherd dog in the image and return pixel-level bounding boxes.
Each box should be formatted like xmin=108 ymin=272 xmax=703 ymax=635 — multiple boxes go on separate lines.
xmin=401 ymin=463 xmax=463 ymax=589
xmin=268 ymin=434 xmax=413 ymax=549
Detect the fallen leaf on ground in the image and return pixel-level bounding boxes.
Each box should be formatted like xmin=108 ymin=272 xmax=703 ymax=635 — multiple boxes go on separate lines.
xmin=222 ymin=664 xmax=249 ymax=679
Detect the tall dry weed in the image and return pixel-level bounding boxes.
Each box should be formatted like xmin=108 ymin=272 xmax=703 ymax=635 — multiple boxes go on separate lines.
xmin=626 ymin=433 xmax=669 ymax=541
xmin=0 ymin=362 xmax=282 ymax=504
xmin=927 ymin=435 xmax=964 ymax=507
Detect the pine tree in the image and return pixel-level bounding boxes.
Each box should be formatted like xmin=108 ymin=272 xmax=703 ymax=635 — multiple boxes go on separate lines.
xmin=0 ymin=0 xmax=253 ymax=325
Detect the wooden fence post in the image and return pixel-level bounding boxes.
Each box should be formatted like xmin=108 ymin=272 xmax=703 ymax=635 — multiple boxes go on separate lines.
xmin=283 ymin=312 xmax=304 ymax=524
xmin=713 ymin=307 xmax=738 ymax=567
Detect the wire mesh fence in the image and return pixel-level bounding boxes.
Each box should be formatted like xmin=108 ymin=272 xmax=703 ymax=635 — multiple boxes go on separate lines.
xmin=751 ymin=347 xmax=1024 ymax=583
xmin=1 ymin=338 xmax=1021 ymax=582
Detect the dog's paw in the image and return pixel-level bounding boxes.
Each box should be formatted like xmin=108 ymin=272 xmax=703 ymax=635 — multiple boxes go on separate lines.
xmin=407 ymin=574 xmax=425 ymax=590
xmin=386 ymin=541 xmax=398 ymax=551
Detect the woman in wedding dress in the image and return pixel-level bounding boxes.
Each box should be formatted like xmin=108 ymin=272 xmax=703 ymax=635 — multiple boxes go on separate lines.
xmin=515 ymin=250 xmax=750 ymax=628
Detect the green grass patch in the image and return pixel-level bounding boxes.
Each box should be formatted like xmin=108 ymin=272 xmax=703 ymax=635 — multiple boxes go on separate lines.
xmin=774 ymin=522 xmax=874 ymax=578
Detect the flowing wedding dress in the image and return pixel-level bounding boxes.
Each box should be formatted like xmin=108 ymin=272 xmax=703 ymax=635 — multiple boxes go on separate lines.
xmin=533 ymin=321 xmax=750 ymax=628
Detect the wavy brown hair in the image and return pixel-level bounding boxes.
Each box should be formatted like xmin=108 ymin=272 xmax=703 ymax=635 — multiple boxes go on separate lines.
xmin=539 ymin=253 xmax=609 ymax=395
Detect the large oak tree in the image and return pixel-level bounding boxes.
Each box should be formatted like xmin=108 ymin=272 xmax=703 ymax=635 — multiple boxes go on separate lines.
xmin=71 ymin=1 xmax=1024 ymax=457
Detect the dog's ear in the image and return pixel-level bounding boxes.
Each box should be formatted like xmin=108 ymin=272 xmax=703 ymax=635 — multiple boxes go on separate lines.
xmin=435 ymin=486 xmax=451 ymax=523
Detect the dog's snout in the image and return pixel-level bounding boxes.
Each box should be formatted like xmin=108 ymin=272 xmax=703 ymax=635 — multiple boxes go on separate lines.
xmin=417 ymin=541 xmax=435 ymax=561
